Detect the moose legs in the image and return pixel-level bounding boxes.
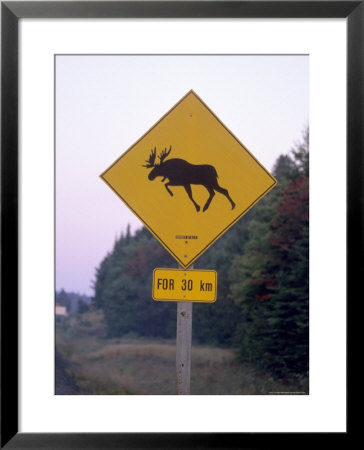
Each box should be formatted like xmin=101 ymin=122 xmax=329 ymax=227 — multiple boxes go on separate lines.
xmin=164 ymin=182 xmax=174 ymax=197
xmin=203 ymin=185 xmax=236 ymax=212
xmin=214 ymin=185 xmax=236 ymax=210
xmin=164 ymin=181 xmax=235 ymax=212
xmin=203 ymin=188 xmax=215 ymax=212
xmin=165 ymin=183 xmax=201 ymax=212
xmin=184 ymin=185 xmax=200 ymax=212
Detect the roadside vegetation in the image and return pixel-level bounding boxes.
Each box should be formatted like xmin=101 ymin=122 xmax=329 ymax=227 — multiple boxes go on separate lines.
xmin=56 ymin=310 xmax=308 ymax=395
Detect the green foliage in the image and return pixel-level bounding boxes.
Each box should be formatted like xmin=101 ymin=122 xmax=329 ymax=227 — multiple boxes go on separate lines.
xmin=77 ymin=299 xmax=90 ymax=314
xmin=93 ymin=228 xmax=177 ymax=338
xmin=230 ymin=130 xmax=309 ymax=378
xmin=193 ymin=215 xmax=252 ymax=346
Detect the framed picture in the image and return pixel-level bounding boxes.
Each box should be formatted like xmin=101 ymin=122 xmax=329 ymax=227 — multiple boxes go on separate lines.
xmin=1 ymin=1 xmax=357 ymax=448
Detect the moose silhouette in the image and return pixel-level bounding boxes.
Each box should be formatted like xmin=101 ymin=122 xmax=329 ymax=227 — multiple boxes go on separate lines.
xmin=142 ymin=146 xmax=236 ymax=212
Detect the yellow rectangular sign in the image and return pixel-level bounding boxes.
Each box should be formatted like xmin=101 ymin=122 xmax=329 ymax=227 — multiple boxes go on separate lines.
xmin=152 ymin=268 xmax=217 ymax=303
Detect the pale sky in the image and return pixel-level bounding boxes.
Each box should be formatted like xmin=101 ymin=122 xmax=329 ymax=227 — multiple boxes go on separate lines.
xmin=56 ymin=55 xmax=308 ymax=296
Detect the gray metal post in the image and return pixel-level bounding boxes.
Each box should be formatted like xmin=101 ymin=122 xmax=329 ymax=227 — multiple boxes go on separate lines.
xmin=176 ymin=300 xmax=193 ymax=394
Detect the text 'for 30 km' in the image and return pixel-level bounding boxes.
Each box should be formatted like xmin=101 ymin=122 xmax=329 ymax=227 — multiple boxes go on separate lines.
xmin=152 ymin=269 xmax=217 ymax=303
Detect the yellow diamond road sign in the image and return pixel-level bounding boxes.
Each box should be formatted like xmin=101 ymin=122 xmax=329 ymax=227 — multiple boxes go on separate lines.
xmin=101 ymin=90 xmax=277 ymax=268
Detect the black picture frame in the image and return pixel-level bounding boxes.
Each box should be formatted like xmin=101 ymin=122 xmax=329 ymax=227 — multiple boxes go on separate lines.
xmin=1 ymin=1 xmax=358 ymax=448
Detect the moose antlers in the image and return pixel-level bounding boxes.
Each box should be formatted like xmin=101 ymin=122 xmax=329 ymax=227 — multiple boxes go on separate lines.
xmin=142 ymin=146 xmax=172 ymax=168
xmin=142 ymin=147 xmax=157 ymax=168
xmin=158 ymin=146 xmax=172 ymax=164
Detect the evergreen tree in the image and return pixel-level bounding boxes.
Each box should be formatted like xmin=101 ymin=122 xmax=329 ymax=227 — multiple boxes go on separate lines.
xmin=77 ymin=299 xmax=90 ymax=314
xmin=230 ymin=129 xmax=309 ymax=379
xmin=93 ymin=227 xmax=177 ymax=338
xmin=193 ymin=214 xmax=252 ymax=346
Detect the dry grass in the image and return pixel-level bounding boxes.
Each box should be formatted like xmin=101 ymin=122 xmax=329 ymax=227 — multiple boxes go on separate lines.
xmin=91 ymin=343 xmax=177 ymax=361
xmin=56 ymin=310 xmax=308 ymax=395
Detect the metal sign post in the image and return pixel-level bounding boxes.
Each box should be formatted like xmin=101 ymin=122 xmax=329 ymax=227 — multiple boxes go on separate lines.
xmin=176 ymin=300 xmax=193 ymax=395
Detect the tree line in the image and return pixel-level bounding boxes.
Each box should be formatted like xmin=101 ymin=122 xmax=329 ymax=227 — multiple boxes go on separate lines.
xmin=56 ymin=290 xmax=91 ymax=315
xmin=92 ymin=130 xmax=309 ymax=380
